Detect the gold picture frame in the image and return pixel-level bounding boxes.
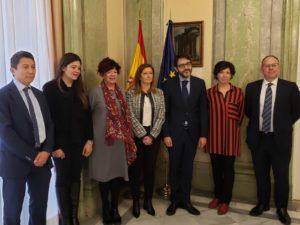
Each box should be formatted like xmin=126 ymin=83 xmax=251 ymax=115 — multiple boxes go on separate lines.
xmin=173 ymin=21 xmax=204 ymax=67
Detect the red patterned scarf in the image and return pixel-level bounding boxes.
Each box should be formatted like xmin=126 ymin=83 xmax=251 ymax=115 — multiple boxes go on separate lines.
xmin=101 ymin=81 xmax=137 ymax=165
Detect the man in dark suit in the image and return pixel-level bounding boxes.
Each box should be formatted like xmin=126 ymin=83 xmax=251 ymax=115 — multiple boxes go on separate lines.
xmin=163 ymin=54 xmax=208 ymax=216
xmin=245 ymin=55 xmax=300 ymax=225
xmin=0 ymin=51 xmax=54 ymax=225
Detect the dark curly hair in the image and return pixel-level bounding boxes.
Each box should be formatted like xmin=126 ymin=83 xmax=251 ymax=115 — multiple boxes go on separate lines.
xmin=213 ymin=61 xmax=236 ymax=79
xmin=97 ymin=57 xmax=121 ymax=76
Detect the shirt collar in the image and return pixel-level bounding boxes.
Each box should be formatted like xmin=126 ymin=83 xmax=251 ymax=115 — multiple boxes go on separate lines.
xmin=179 ymin=75 xmax=190 ymax=83
xmin=263 ymin=78 xmax=278 ymax=86
xmin=212 ymin=83 xmax=234 ymax=92
xmin=13 ymin=78 xmax=31 ymax=92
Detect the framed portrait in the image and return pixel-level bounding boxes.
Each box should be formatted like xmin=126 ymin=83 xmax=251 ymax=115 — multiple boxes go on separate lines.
xmin=173 ymin=21 xmax=203 ymax=67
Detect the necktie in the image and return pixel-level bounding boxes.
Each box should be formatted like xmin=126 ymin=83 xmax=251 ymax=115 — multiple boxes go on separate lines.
xmin=182 ymin=80 xmax=189 ymax=104
xmin=262 ymin=83 xmax=272 ymax=133
xmin=23 ymin=87 xmax=40 ymax=147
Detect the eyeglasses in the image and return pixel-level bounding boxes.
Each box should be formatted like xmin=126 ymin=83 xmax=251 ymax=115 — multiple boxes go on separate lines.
xmin=263 ymin=63 xmax=279 ymax=68
xmin=177 ymin=62 xmax=192 ymax=69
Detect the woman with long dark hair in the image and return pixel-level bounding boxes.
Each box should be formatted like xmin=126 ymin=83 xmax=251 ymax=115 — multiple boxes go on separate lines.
xmin=43 ymin=53 xmax=93 ymax=225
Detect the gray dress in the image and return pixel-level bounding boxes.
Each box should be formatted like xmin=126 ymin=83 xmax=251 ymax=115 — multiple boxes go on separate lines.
xmin=88 ymin=86 xmax=128 ymax=182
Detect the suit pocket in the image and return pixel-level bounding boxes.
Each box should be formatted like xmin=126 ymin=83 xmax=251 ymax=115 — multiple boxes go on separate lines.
xmin=227 ymin=102 xmax=240 ymax=121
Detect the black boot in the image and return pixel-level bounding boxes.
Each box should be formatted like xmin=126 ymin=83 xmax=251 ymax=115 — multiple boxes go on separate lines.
xmin=99 ymin=182 xmax=112 ymax=224
xmin=143 ymin=199 xmax=155 ymax=216
xmin=111 ymin=178 xmax=122 ymax=223
xmin=56 ymin=187 xmax=72 ymax=225
xmin=70 ymin=182 xmax=81 ymax=225
xmin=132 ymin=199 xmax=140 ymax=218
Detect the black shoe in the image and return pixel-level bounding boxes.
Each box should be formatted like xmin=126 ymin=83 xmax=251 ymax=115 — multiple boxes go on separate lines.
xmin=143 ymin=200 xmax=155 ymax=216
xmin=249 ymin=203 xmax=270 ymax=216
xmin=276 ymin=208 xmax=291 ymax=225
xmin=182 ymin=202 xmax=200 ymax=215
xmin=111 ymin=208 xmax=121 ymax=223
xmin=132 ymin=199 xmax=140 ymax=218
xmin=166 ymin=203 xmax=177 ymax=216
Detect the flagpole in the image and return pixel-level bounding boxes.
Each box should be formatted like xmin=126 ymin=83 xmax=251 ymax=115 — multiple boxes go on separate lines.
xmin=156 ymin=20 xmax=175 ymax=199
xmin=156 ymin=146 xmax=171 ymax=199
xmin=139 ymin=7 xmax=141 ymax=19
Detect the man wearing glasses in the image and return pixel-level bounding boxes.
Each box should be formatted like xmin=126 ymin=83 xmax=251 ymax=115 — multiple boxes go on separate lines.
xmin=163 ymin=54 xmax=208 ymax=216
xmin=245 ymin=55 xmax=300 ymax=225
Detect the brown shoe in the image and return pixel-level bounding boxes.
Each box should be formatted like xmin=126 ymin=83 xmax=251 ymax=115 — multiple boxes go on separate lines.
xmin=218 ymin=203 xmax=229 ymax=215
xmin=208 ymin=198 xmax=220 ymax=209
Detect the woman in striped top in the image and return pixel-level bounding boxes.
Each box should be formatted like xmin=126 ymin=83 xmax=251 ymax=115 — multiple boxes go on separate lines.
xmin=205 ymin=61 xmax=244 ymax=215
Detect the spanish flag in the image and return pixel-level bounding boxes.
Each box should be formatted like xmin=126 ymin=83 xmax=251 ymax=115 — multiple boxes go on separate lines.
xmin=127 ymin=20 xmax=147 ymax=89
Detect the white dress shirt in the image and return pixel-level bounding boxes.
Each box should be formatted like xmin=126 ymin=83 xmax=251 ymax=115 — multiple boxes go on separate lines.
xmin=13 ymin=78 xmax=46 ymax=144
xmin=142 ymin=95 xmax=152 ymax=126
xmin=179 ymin=75 xmax=191 ymax=94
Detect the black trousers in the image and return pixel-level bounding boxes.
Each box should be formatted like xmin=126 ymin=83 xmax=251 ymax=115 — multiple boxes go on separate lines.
xmin=168 ymin=130 xmax=197 ymax=204
xmin=129 ymin=134 xmax=160 ymax=200
xmin=2 ymin=166 xmax=51 ymax=225
xmin=53 ymin=142 xmax=85 ymax=187
xmin=251 ymin=133 xmax=291 ymax=208
xmin=210 ymin=154 xmax=235 ymax=204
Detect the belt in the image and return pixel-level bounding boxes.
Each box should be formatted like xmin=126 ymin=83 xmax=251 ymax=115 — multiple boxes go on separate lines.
xmin=259 ymin=132 xmax=274 ymax=137
xmin=183 ymin=121 xmax=189 ymax=129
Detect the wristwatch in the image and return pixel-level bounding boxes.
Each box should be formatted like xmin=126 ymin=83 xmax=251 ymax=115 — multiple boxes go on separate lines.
xmin=86 ymin=140 xmax=93 ymax=145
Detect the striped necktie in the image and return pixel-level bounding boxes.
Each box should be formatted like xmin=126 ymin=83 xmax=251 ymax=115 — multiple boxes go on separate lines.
xmin=23 ymin=87 xmax=40 ymax=147
xmin=262 ymin=83 xmax=273 ymax=133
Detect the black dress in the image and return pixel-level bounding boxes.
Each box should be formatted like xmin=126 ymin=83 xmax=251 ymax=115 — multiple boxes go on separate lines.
xmin=43 ymin=79 xmax=93 ymax=186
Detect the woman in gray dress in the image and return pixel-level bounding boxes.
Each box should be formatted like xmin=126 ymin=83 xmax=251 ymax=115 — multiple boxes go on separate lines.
xmin=89 ymin=57 xmax=137 ymax=224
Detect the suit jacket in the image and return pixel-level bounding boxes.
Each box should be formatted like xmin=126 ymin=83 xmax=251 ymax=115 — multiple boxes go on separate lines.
xmin=163 ymin=75 xmax=208 ymax=143
xmin=0 ymin=81 xmax=54 ymax=178
xmin=126 ymin=88 xmax=165 ymax=139
xmin=245 ymin=78 xmax=300 ymax=152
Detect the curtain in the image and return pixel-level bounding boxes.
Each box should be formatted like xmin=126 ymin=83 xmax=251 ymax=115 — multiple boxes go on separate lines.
xmin=50 ymin=0 xmax=64 ymax=71
xmin=0 ymin=0 xmax=64 ymax=224
xmin=0 ymin=0 xmax=57 ymax=88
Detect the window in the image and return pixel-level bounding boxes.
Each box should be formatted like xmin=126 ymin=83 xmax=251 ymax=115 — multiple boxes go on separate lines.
xmin=0 ymin=0 xmax=55 ymax=88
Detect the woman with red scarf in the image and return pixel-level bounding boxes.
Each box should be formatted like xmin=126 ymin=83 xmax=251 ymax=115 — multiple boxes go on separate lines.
xmin=88 ymin=57 xmax=137 ymax=224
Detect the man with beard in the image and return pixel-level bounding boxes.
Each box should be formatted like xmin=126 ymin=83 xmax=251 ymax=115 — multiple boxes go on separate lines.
xmin=163 ymin=54 xmax=208 ymax=216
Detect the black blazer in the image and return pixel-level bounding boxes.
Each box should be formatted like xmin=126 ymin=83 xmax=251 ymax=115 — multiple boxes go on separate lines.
xmin=43 ymin=79 xmax=93 ymax=149
xmin=163 ymin=75 xmax=208 ymax=143
xmin=245 ymin=78 xmax=300 ymax=152
xmin=0 ymin=81 xmax=54 ymax=178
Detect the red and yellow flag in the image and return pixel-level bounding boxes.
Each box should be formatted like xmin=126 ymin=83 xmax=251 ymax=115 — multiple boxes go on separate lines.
xmin=127 ymin=20 xmax=146 ymax=89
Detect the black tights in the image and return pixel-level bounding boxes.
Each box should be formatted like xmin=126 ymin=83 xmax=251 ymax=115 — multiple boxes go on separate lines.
xmin=99 ymin=177 xmax=123 ymax=210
